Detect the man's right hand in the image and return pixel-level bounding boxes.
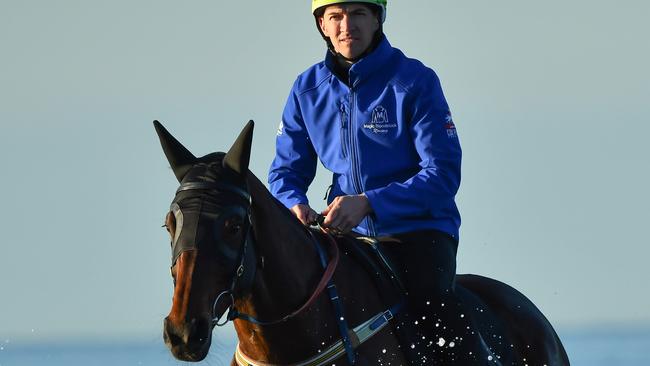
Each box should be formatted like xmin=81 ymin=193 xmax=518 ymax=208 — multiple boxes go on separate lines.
xmin=290 ymin=204 xmax=319 ymax=226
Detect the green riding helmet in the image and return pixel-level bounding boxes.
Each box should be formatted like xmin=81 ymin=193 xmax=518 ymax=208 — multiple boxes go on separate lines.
xmin=311 ymin=0 xmax=387 ymax=23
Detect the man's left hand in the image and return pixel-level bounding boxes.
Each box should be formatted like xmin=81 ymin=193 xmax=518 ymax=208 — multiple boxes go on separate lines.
xmin=321 ymin=194 xmax=372 ymax=233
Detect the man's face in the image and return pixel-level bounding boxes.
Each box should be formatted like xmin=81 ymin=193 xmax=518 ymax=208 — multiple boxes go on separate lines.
xmin=319 ymin=4 xmax=379 ymax=60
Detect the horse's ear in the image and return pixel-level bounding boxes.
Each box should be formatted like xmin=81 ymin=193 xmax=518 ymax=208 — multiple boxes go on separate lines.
xmin=153 ymin=120 xmax=196 ymax=182
xmin=223 ymin=120 xmax=254 ymax=176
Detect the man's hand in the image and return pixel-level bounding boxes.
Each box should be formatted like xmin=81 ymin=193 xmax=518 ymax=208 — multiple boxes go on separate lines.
xmin=321 ymin=194 xmax=372 ymax=233
xmin=290 ymin=204 xmax=319 ymax=226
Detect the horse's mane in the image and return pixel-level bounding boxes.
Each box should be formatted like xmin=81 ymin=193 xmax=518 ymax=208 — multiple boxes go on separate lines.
xmin=245 ymin=170 xmax=311 ymax=240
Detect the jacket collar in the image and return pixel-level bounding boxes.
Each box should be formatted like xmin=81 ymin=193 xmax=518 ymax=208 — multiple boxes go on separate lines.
xmin=325 ymin=36 xmax=393 ymax=87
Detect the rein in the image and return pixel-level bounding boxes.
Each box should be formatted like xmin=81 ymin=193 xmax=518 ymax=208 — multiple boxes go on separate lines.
xmin=215 ymin=231 xmax=340 ymax=326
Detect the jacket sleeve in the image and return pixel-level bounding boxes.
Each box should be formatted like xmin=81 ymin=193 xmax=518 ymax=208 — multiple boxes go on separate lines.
xmin=268 ymin=81 xmax=318 ymax=209
xmin=364 ymin=71 xmax=461 ymax=222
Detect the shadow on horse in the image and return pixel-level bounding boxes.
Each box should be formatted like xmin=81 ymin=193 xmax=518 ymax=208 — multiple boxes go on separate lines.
xmin=155 ymin=120 xmax=569 ymax=365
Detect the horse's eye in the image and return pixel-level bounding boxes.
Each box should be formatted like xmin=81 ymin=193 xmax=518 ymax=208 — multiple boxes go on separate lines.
xmin=163 ymin=212 xmax=172 ymax=233
xmin=163 ymin=211 xmax=179 ymax=242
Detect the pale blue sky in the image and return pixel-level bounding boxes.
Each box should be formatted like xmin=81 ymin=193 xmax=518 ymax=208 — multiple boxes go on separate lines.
xmin=1 ymin=0 xmax=648 ymax=343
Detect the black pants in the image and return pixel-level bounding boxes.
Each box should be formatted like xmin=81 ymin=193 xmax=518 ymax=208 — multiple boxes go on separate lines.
xmin=379 ymin=230 xmax=495 ymax=366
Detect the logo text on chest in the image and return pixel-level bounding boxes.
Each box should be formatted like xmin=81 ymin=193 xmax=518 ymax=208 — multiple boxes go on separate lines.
xmin=363 ymin=106 xmax=396 ymax=134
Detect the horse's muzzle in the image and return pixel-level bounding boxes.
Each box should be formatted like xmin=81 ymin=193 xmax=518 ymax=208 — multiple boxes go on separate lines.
xmin=163 ymin=316 xmax=212 ymax=361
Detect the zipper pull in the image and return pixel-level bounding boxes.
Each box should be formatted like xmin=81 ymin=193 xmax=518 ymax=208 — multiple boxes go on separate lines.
xmin=339 ymin=103 xmax=347 ymax=128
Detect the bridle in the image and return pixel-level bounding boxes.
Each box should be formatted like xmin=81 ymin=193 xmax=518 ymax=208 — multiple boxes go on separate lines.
xmin=172 ymin=178 xmax=402 ymax=366
xmin=172 ymin=179 xmax=340 ymax=328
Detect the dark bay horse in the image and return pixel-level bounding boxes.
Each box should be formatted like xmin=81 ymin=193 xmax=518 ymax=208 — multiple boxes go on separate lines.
xmin=155 ymin=120 xmax=569 ymax=365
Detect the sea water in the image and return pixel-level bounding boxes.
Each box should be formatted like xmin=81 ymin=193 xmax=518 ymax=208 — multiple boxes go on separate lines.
xmin=1 ymin=328 xmax=648 ymax=365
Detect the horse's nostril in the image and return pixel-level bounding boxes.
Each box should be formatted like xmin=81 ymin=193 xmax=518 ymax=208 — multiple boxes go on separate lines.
xmin=164 ymin=327 xmax=183 ymax=347
xmin=163 ymin=317 xmax=184 ymax=346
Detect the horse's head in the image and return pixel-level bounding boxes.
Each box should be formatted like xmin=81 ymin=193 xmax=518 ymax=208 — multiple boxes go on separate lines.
xmin=155 ymin=120 xmax=255 ymax=361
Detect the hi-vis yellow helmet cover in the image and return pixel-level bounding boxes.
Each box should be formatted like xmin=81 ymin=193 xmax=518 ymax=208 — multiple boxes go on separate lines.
xmin=311 ymin=0 xmax=387 ymax=22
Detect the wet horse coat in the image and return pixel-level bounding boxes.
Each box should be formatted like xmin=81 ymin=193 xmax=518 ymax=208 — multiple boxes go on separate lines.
xmin=156 ymin=120 xmax=569 ymax=365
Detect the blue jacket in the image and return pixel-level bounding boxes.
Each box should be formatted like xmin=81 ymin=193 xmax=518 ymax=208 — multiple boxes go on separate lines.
xmin=269 ymin=37 xmax=462 ymax=238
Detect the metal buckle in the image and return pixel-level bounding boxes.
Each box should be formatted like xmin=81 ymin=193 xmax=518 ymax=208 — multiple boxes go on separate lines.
xmin=383 ymin=309 xmax=394 ymax=321
xmin=212 ymin=290 xmax=235 ymax=327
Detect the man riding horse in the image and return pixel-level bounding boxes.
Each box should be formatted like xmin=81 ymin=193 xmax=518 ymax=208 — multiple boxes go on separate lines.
xmin=268 ymin=1 xmax=493 ymax=364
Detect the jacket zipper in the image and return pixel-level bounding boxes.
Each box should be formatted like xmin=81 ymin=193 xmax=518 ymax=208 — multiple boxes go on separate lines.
xmin=339 ymin=103 xmax=349 ymax=159
xmin=349 ymin=89 xmax=377 ymax=236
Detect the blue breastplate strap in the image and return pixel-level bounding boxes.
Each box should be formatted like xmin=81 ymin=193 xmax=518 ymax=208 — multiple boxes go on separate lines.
xmin=308 ymin=230 xmax=357 ymax=365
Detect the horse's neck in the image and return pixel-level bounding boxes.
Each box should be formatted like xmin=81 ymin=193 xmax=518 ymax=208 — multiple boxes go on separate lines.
xmin=232 ymin=174 xmax=335 ymax=362
xmin=245 ymin=173 xmax=323 ymax=315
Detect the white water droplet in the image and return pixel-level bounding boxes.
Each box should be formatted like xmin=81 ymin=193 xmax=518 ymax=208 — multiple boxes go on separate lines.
xmin=382 ymin=349 xmax=387 ymax=353
xmin=437 ymin=338 xmax=445 ymax=347
xmin=340 ymin=317 xmax=344 ymax=321
xmin=410 ymin=344 xmax=416 ymax=349
xmin=449 ymin=341 xmax=455 ymax=348
xmin=414 ymin=320 xmax=419 ymax=325
xmin=460 ymin=314 xmax=465 ymax=318
xmin=488 ymin=355 xmax=493 ymax=361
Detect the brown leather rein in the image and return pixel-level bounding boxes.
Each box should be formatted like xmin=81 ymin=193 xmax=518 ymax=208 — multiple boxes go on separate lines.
xmin=213 ymin=229 xmax=340 ymax=327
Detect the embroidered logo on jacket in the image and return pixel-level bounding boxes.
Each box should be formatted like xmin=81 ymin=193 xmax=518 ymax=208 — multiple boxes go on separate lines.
xmin=445 ymin=112 xmax=457 ymax=138
xmin=363 ymin=106 xmax=396 ymax=134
